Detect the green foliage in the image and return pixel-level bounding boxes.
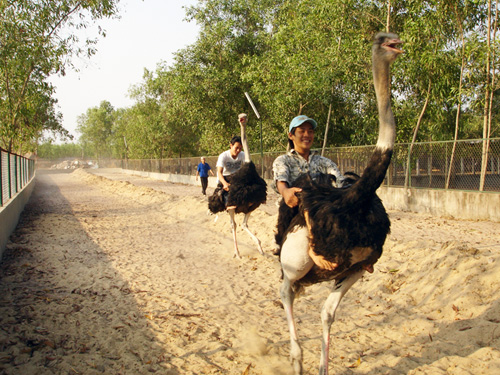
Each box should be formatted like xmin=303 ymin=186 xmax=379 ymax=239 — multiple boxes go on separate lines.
xmin=244 ymin=0 xmax=382 ymax=149
xmin=77 ymin=100 xmax=115 ymax=158
xmin=4 ymin=0 xmax=499 ymax=159
xmin=0 ymin=0 xmax=120 ymax=153
xmin=392 ymin=0 xmax=490 ymax=142
xmin=37 ymin=141 xmax=82 ymax=159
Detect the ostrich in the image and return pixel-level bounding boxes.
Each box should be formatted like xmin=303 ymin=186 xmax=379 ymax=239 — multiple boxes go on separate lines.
xmin=278 ymin=32 xmax=403 ymax=375
xmin=208 ymin=114 xmax=267 ymax=259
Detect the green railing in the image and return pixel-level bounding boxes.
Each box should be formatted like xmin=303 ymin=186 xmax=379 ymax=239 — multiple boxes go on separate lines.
xmin=0 ymin=148 xmax=36 ymax=207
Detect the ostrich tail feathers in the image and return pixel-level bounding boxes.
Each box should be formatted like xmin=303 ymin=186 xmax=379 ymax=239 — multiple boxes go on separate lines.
xmin=208 ymin=183 xmax=227 ymax=214
xmin=208 ymin=193 xmax=226 ymax=214
xmin=226 ymin=161 xmax=267 ymax=210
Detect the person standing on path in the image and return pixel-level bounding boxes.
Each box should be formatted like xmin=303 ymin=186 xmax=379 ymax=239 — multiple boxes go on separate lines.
xmin=196 ymin=157 xmax=215 ymax=195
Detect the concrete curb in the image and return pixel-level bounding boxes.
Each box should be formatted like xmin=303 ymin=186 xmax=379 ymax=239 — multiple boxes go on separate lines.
xmin=121 ymin=168 xmax=500 ymax=222
xmin=0 ymin=176 xmax=35 ymax=257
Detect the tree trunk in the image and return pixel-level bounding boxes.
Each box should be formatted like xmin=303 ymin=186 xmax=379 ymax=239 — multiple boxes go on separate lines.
xmin=483 ymin=0 xmax=499 ymax=191
xmin=321 ymin=12 xmax=346 ymax=156
xmin=480 ymin=0 xmax=493 ymax=191
xmin=321 ymin=101 xmax=333 ymax=157
xmin=386 ymin=0 xmax=391 ymax=32
xmin=446 ymin=7 xmax=467 ymax=189
xmin=405 ymin=79 xmax=432 ymax=189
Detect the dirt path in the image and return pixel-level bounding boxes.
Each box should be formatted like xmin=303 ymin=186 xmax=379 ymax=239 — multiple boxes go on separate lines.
xmin=0 ymin=168 xmax=499 ymax=374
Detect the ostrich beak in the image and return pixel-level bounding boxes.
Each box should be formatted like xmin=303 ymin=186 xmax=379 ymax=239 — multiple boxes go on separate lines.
xmin=383 ymin=38 xmax=404 ymax=54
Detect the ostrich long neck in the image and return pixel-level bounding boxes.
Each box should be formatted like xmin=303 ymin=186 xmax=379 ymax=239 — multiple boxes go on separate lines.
xmin=240 ymin=123 xmax=251 ymax=163
xmin=348 ymin=49 xmax=396 ymax=201
xmin=373 ymin=55 xmax=395 ymax=151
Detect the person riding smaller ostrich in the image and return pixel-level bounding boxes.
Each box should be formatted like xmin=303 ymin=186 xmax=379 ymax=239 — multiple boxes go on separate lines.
xmin=208 ymin=113 xmax=267 ymax=259
xmin=274 ymin=32 xmax=403 ymax=375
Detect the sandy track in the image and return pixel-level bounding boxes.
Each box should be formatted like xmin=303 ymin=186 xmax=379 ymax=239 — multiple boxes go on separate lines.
xmin=0 ymin=168 xmax=499 ymax=374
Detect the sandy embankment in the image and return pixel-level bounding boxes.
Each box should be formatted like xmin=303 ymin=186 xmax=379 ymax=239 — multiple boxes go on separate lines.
xmin=0 ymin=168 xmax=499 ymax=374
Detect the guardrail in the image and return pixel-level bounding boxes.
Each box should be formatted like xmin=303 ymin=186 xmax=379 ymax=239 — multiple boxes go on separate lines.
xmin=0 ymin=148 xmax=36 ymax=207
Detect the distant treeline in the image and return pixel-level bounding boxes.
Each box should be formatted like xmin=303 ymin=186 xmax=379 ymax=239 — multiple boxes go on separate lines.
xmin=2 ymin=1 xmax=499 ymax=160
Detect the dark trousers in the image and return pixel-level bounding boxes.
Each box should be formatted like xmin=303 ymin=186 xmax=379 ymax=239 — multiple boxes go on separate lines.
xmin=200 ymin=177 xmax=208 ymax=195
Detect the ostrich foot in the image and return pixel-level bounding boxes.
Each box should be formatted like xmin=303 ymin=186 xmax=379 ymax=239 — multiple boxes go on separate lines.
xmin=290 ymin=354 xmax=303 ymax=375
xmin=255 ymin=241 xmax=264 ymax=256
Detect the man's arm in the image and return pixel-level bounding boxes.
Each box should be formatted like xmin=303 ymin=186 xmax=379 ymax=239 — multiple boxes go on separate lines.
xmin=273 ymin=155 xmax=302 ymax=207
xmin=217 ymin=166 xmax=229 ymax=190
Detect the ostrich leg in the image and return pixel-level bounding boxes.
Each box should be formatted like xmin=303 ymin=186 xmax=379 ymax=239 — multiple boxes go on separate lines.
xmin=280 ymin=226 xmax=316 ymax=375
xmin=319 ymin=270 xmax=365 ymax=375
xmin=227 ymin=208 xmax=241 ymax=259
xmin=280 ymin=276 xmax=303 ymax=375
xmin=241 ymin=213 xmax=264 ymax=255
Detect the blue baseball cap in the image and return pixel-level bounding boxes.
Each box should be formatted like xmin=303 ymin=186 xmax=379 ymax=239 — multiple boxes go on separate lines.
xmin=289 ymin=115 xmax=317 ymax=132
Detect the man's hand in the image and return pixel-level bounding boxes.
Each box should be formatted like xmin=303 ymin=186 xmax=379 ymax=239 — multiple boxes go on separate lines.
xmin=282 ymin=187 xmax=302 ymax=207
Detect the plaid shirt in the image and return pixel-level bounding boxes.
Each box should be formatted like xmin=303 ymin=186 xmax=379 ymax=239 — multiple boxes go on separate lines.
xmin=272 ymin=149 xmax=344 ymax=190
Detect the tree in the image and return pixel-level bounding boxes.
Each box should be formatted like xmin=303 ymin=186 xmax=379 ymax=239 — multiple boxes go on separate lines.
xmin=37 ymin=140 xmax=82 ymax=159
xmin=0 ymin=0 xmax=120 ymax=153
xmin=123 ymin=65 xmax=199 ymax=159
xmin=71 ymin=0 xmax=500 ymax=163
xmin=172 ymin=0 xmax=275 ymax=155
xmin=243 ymin=0 xmax=395 ymax=151
xmin=77 ymin=100 xmax=115 ymax=159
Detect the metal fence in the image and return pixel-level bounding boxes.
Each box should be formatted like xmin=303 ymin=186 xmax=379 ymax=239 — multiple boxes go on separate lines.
xmin=0 ymin=148 xmax=36 ymax=207
xmin=93 ymin=138 xmax=500 ymax=193
xmin=325 ymin=138 xmax=500 ymax=192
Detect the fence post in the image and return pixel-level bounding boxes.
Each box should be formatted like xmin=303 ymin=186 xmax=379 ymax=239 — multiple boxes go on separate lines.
xmin=0 ymin=150 xmax=3 ymax=206
xmin=404 ymin=143 xmax=412 ymax=189
xmin=15 ymin=155 xmax=19 ymax=193
xmin=8 ymin=153 xmax=12 ymax=200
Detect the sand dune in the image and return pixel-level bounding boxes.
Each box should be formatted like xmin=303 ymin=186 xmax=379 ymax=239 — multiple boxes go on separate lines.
xmin=0 ymin=168 xmax=499 ymax=374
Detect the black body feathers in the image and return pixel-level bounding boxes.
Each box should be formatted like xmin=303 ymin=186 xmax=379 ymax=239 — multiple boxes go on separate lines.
xmin=276 ymin=148 xmax=392 ymax=286
xmin=208 ymin=161 xmax=267 ymax=214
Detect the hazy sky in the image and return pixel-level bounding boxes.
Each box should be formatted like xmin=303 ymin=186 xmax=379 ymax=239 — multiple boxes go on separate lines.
xmin=49 ymin=0 xmax=200 ymax=140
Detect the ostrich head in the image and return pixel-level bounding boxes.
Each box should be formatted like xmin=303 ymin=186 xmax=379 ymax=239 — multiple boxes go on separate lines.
xmin=373 ymin=32 xmax=404 ymax=64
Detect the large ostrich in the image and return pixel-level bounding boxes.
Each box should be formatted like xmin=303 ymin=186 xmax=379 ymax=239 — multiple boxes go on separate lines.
xmin=208 ymin=114 xmax=267 ymax=259
xmin=278 ymin=32 xmax=403 ymax=375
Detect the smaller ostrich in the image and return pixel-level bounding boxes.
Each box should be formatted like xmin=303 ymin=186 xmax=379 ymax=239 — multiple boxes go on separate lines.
xmin=278 ymin=33 xmax=403 ymax=375
xmin=208 ymin=114 xmax=267 ymax=258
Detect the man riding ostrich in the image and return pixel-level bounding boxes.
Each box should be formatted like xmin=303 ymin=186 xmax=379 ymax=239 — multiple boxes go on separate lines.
xmin=275 ymin=32 xmax=403 ymax=374
xmin=208 ymin=114 xmax=267 ymax=259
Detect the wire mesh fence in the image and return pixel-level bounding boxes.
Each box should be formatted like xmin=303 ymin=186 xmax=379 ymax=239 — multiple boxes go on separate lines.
xmin=324 ymin=139 xmax=500 ymax=191
xmin=0 ymin=148 xmax=36 ymax=207
xmin=85 ymin=138 xmax=500 ymax=193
